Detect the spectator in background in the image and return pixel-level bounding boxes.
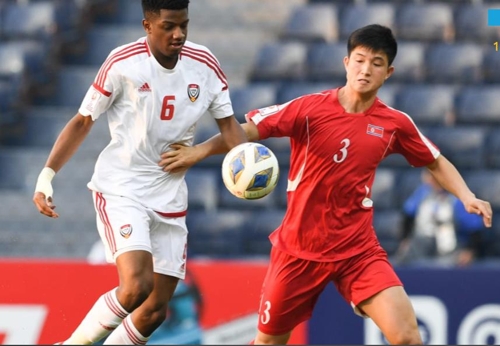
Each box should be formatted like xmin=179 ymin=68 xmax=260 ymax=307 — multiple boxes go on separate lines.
xmin=394 ymin=169 xmax=486 ymax=267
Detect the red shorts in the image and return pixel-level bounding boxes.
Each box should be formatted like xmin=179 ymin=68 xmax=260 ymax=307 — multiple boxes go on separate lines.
xmin=257 ymin=245 xmax=402 ymax=335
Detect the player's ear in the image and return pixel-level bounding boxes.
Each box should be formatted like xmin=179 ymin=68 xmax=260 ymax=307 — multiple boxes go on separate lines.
xmin=343 ymin=56 xmax=349 ymax=72
xmin=142 ymin=19 xmax=152 ymax=34
xmin=385 ymin=65 xmax=395 ymax=80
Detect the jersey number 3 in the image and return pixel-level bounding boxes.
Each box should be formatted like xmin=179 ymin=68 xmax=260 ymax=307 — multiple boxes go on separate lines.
xmin=333 ymin=138 xmax=350 ymax=163
xmin=160 ymin=95 xmax=176 ymax=120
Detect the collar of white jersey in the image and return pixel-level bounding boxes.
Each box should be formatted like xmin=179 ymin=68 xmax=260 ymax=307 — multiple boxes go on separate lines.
xmin=144 ymin=36 xmax=180 ymax=74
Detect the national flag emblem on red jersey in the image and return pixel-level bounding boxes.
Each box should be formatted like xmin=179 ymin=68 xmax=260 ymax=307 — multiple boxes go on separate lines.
xmin=366 ymin=124 xmax=384 ymax=138
xmin=188 ymin=84 xmax=200 ymax=102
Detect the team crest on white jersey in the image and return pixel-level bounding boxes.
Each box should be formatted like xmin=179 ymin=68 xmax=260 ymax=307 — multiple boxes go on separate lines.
xmin=119 ymin=224 xmax=133 ymax=239
xmin=188 ymin=84 xmax=200 ymax=102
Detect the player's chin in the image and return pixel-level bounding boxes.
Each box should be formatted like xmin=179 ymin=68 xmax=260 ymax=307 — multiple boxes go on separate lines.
xmin=167 ymin=44 xmax=184 ymax=56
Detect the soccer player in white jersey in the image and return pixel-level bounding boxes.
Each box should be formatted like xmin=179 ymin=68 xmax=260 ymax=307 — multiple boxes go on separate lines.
xmin=161 ymin=24 xmax=493 ymax=345
xmin=32 ymin=0 xmax=247 ymax=344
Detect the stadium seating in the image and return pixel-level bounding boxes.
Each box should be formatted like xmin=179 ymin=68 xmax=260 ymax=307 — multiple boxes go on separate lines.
xmin=463 ymin=170 xmax=500 ymax=211
xmin=0 ymin=41 xmax=43 ymax=90
xmin=395 ymin=3 xmax=454 ymax=42
xmin=230 ymin=83 xmax=278 ymax=122
xmin=1 ymin=0 xmax=81 ymax=50
xmin=454 ymin=4 xmax=500 ymax=43
xmin=371 ymin=168 xmax=398 ymax=210
xmin=377 ymin=83 xmax=398 ymax=107
xmin=249 ymin=41 xmax=308 ymax=82
xmin=373 ymin=209 xmax=402 ymax=256
xmin=455 ymin=86 xmax=500 ymax=125
xmin=242 ymin=209 xmax=285 ymax=256
xmin=2 ymin=0 xmax=500 ymax=261
xmin=71 ymin=25 xmax=146 ymax=65
xmin=395 ymin=168 xmax=424 ymax=207
xmin=186 ymin=210 xmax=250 ymax=257
xmin=424 ymin=43 xmax=484 ymax=84
xmin=424 ymin=126 xmax=487 ymax=169
xmin=394 ymin=85 xmax=456 ymax=126
xmin=41 ymin=66 xmax=98 ymax=107
xmin=306 ymin=42 xmax=348 ymax=82
xmin=185 ymin=168 xmax=220 ymax=212
xmin=20 ymin=109 xmax=71 ymax=148
xmin=0 ymin=80 xmax=18 ymax=113
xmin=390 ymin=41 xmax=426 ymax=83
xmin=106 ymin=0 xmax=143 ymax=25
xmin=339 ymin=4 xmax=395 ymax=40
xmin=280 ymin=3 xmax=338 ymax=43
xmin=482 ymin=49 xmax=500 ymax=84
xmin=485 ymin=129 xmax=500 ymax=169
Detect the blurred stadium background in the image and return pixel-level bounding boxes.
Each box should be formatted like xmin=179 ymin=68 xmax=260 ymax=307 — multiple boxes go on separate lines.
xmin=0 ymin=0 xmax=500 ymax=344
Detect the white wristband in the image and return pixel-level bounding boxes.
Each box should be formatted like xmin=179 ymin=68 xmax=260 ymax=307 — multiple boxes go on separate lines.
xmin=35 ymin=167 xmax=56 ymax=199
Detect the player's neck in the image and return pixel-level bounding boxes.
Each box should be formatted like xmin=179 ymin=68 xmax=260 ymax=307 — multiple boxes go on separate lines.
xmin=148 ymin=39 xmax=179 ymax=70
xmin=337 ymin=86 xmax=377 ymax=114
xmin=153 ymin=53 xmax=179 ymax=70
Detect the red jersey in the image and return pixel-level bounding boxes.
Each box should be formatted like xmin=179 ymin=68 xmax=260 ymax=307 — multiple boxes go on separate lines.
xmin=246 ymin=87 xmax=440 ymax=262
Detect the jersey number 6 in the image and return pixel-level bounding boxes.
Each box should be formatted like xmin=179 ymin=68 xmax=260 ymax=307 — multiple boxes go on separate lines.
xmin=160 ymin=95 xmax=176 ymax=120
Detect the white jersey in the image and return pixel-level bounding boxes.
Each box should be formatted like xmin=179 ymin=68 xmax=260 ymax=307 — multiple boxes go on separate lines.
xmin=78 ymin=37 xmax=232 ymax=214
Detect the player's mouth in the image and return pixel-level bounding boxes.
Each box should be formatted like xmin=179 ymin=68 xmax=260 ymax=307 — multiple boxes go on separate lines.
xmin=357 ymin=79 xmax=370 ymax=84
xmin=170 ymin=41 xmax=184 ymax=49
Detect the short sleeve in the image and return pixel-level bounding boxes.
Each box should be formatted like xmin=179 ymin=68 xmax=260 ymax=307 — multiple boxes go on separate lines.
xmin=245 ymin=97 xmax=307 ymax=140
xmin=208 ymin=88 xmax=234 ymax=119
xmin=78 ymin=62 xmax=121 ymax=120
xmin=392 ymin=114 xmax=440 ymax=167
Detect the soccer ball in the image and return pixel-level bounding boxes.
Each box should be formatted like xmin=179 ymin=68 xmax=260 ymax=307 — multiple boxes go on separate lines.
xmin=221 ymin=142 xmax=279 ymax=200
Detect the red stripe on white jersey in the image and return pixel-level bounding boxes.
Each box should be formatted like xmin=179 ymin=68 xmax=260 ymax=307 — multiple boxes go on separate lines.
xmin=182 ymin=46 xmax=227 ymax=80
xmin=180 ymin=51 xmax=228 ymax=90
xmin=95 ymin=192 xmax=117 ymax=255
xmin=95 ymin=43 xmax=148 ymax=91
xmin=92 ymin=82 xmax=111 ymax=97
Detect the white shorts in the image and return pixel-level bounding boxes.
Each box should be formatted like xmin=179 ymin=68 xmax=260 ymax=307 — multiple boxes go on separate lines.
xmin=92 ymin=191 xmax=188 ymax=279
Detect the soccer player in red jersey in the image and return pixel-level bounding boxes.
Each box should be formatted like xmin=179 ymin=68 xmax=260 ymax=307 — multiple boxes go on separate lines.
xmin=161 ymin=24 xmax=493 ymax=344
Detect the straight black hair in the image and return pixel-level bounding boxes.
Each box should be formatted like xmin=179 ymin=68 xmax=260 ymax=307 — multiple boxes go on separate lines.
xmin=347 ymin=24 xmax=397 ymax=66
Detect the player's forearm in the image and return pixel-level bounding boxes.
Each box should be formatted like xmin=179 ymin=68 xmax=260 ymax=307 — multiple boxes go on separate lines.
xmin=193 ymin=134 xmax=230 ymax=160
xmin=426 ymin=155 xmax=475 ymax=204
xmin=45 ymin=114 xmax=93 ymax=172
xmin=195 ymin=118 xmax=248 ymax=160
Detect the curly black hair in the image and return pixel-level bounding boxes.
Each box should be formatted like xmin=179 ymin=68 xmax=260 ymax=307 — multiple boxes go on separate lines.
xmin=142 ymin=0 xmax=190 ymax=17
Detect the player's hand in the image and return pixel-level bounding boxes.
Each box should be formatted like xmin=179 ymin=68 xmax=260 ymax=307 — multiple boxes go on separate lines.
xmin=159 ymin=144 xmax=201 ymax=173
xmin=33 ymin=192 xmax=59 ymax=218
xmin=463 ymin=197 xmax=492 ymax=228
